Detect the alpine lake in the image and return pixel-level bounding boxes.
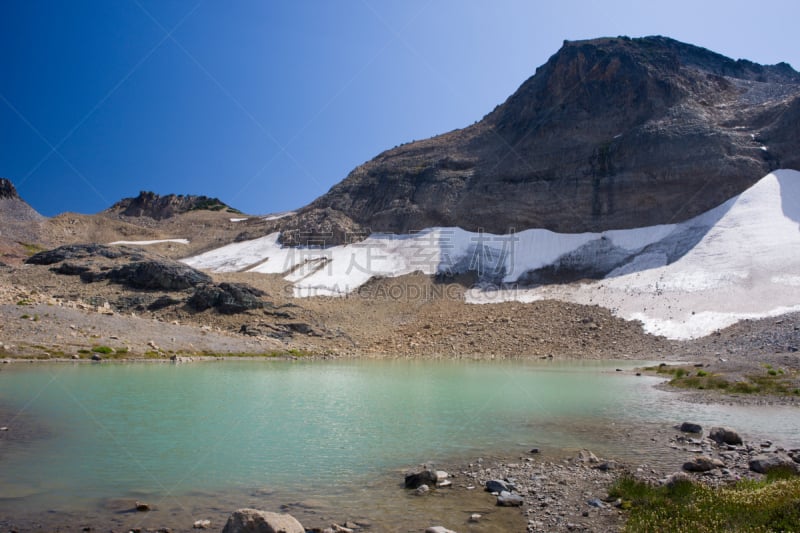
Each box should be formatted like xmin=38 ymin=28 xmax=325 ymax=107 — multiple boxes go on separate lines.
xmin=0 ymin=359 xmax=797 ymax=531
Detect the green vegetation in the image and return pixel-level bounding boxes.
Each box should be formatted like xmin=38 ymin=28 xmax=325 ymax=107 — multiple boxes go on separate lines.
xmin=91 ymin=345 xmax=114 ymax=354
xmin=19 ymin=242 xmax=45 ymax=256
xmin=16 ymin=299 xmax=32 ymax=306
xmin=20 ymin=314 xmax=30 ymax=320
xmin=194 ymin=348 xmax=312 ymax=358
xmin=644 ymin=364 xmax=799 ymax=395
xmin=610 ymin=475 xmax=800 ymax=532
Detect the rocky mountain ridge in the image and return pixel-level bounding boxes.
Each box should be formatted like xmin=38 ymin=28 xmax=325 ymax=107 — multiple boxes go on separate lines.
xmin=278 ymin=35 xmax=800 ymax=244
xmin=106 ymin=190 xmax=239 ymax=220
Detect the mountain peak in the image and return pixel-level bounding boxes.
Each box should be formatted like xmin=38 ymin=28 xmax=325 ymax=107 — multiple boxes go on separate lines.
xmin=291 ymin=35 xmax=800 ymax=244
xmin=0 ymin=178 xmax=19 ymax=200
xmin=107 ymin=191 xmax=240 ymax=220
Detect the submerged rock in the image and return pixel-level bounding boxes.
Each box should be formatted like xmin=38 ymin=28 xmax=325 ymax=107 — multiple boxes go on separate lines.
xmin=404 ymin=469 xmax=437 ymax=489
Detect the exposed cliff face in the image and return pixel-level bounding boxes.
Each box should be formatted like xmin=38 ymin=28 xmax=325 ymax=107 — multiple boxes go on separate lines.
xmin=107 ymin=191 xmax=238 ymax=220
xmin=288 ymin=36 xmax=800 ymax=243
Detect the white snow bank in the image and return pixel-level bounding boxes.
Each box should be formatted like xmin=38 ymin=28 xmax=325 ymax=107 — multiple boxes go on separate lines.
xmin=110 ymin=239 xmax=189 ymax=246
xmin=467 ymin=170 xmax=800 ymax=339
xmin=230 ymin=217 xmax=248 ymax=222
xmin=184 ymin=170 xmax=800 ymax=340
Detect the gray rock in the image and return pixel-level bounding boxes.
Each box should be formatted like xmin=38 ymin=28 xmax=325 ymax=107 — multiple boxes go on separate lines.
xmin=749 ymin=454 xmax=799 ymax=474
xmin=497 ymin=490 xmax=524 ymax=507
xmin=188 ymin=282 xmax=266 ymax=314
xmin=485 ymin=479 xmax=512 ymax=493
xmin=404 ymin=469 xmax=437 ymax=489
xmin=221 ymin=508 xmax=304 ymax=533
xmin=425 ymin=527 xmax=457 ymax=533
xmin=135 ymin=501 xmax=150 ymax=511
xmin=709 ymin=426 xmax=743 ymax=445
xmin=587 ymin=498 xmax=605 ymax=508
xmin=683 ymin=456 xmax=725 ymax=472
xmin=192 ymin=520 xmax=211 ymax=529
xmin=577 ymin=449 xmax=599 ymax=463
xmin=679 ymin=422 xmax=703 ymax=433
xmin=91 ymin=354 xmax=102 ymax=362
xmin=415 ymin=484 xmax=430 ymax=496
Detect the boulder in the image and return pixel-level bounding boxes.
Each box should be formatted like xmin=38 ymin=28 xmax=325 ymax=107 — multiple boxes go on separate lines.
xmin=188 ymin=282 xmax=266 ymax=314
xmin=415 ymin=484 xmax=430 ymax=496
xmin=683 ymin=456 xmax=725 ymax=472
xmin=577 ymin=449 xmax=600 ymax=463
xmin=497 ymin=490 xmax=524 ymax=507
xmin=404 ymin=469 xmax=437 ymax=489
xmin=679 ymin=422 xmax=703 ymax=433
xmin=749 ymin=454 xmax=799 ymax=475
xmin=426 ymin=527 xmax=457 ymax=533
xmin=221 ymin=509 xmax=304 ymax=533
xmin=108 ymin=260 xmax=211 ymax=290
xmin=485 ymin=479 xmax=512 ymax=493
xmin=709 ymin=426 xmax=743 ymax=445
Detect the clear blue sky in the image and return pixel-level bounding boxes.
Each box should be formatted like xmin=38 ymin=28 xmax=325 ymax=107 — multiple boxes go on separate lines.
xmin=2 ymin=0 xmax=799 ymax=216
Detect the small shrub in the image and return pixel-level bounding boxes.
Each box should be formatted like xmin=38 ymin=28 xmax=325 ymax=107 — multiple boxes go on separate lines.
xmin=697 ymin=369 xmax=709 ymax=377
xmin=91 ymin=346 xmax=113 ymax=354
xmin=20 ymin=314 xmax=30 ymax=320
xmin=768 ymin=369 xmax=778 ymax=376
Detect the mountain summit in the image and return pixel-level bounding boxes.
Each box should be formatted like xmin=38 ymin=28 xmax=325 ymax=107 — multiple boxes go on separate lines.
xmin=282 ymin=36 xmax=800 ymax=244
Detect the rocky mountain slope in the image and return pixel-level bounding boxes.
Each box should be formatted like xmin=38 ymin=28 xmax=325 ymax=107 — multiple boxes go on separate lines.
xmin=277 ymin=36 xmax=800 ymax=244
xmin=0 ymin=178 xmax=47 ymax=263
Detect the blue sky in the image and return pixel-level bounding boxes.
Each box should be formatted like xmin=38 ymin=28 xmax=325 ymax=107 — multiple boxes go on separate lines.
xmin=2 ymin=0 xmax=799 ymax=216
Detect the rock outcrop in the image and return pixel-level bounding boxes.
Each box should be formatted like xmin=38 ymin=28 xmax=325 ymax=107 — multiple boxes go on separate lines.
xmin=26 ymin=244 xmax=269 ymax=314
xmin=0 ymin=178 xmax=19 ymax=199
xmin=221 ymin=508 xmax=305 ymax=533
xmin=106 ymin=190 xmax=238 ymax=220
xmin=281 ymin=36 xmax=800 ymax=244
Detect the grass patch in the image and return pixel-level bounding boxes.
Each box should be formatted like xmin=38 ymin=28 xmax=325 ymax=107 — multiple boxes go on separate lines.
xmin=644 ymin=365 xmax=798 ymax=396
xmin=194 ymin=349 xmax=313 ymax=358
xmin=611 ymin=475 xmax=800 ymax=532
xmin=19 ymin=242 xmax=45 ymax=256
xmin=16 ymin=299 xmax=32 ymax=306
xmin=91 ymin=346 xmax=114 ymax=354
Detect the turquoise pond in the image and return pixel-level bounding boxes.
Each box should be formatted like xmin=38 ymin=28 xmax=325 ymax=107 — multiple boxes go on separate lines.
xmin=0 ymin=359 xmax=797 ymax=528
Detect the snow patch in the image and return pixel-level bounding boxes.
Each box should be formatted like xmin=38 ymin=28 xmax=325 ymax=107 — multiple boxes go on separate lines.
xmin=110 ymin=239 xmax=189 ymax=246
